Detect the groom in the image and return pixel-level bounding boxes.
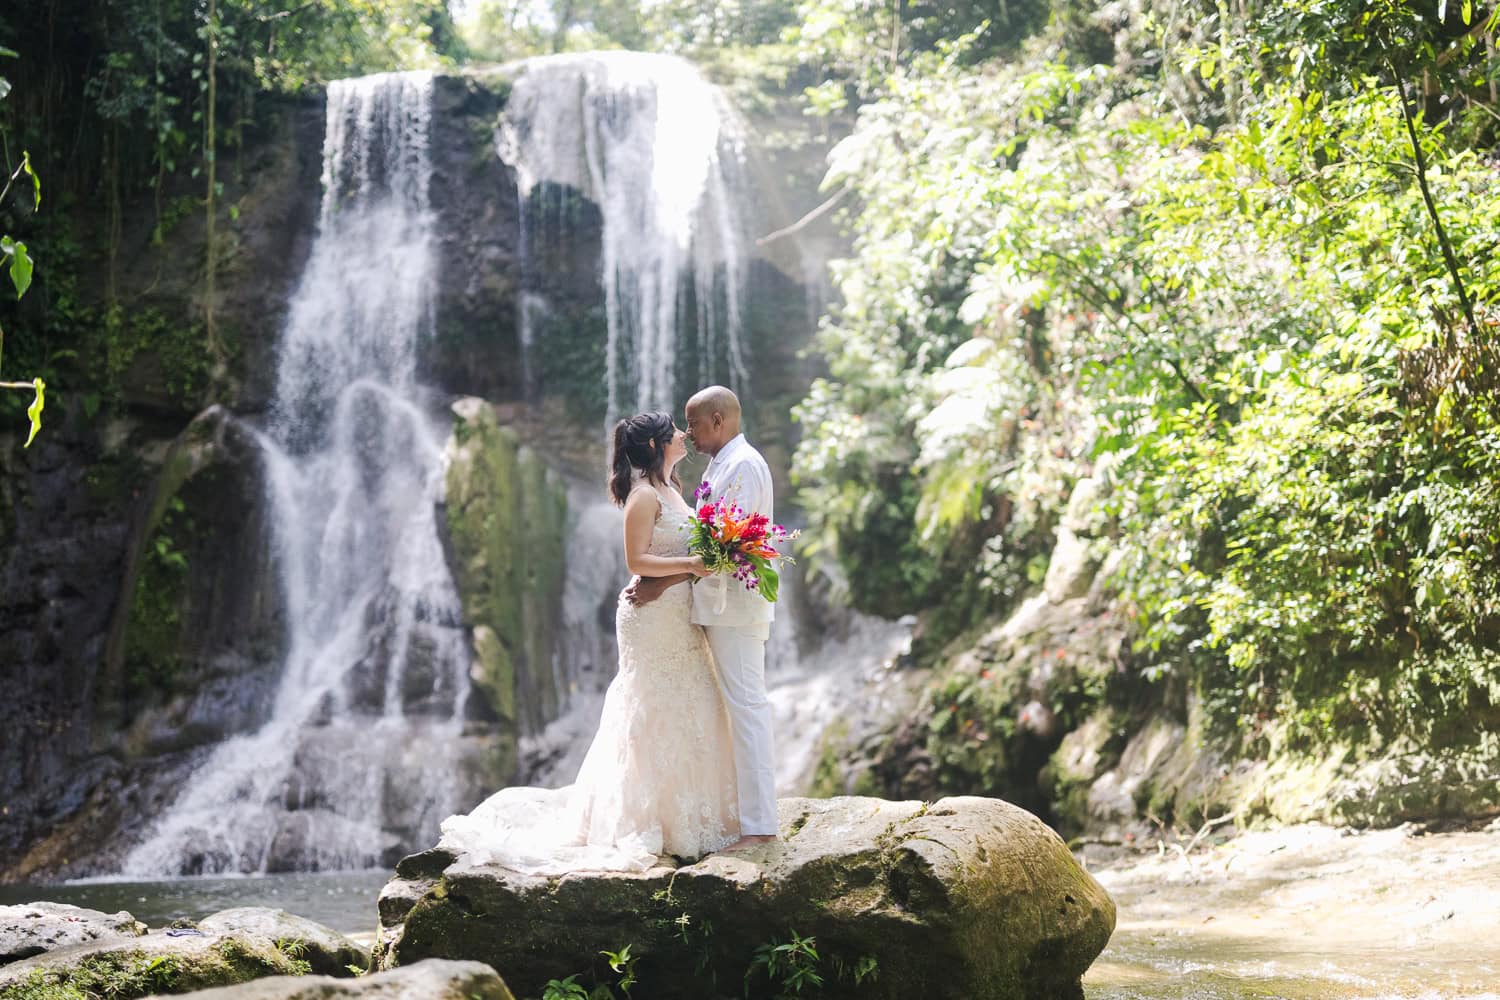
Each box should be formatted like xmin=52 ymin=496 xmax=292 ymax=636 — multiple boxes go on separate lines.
xmin=623 ymin=385 xmax=778 ymax=851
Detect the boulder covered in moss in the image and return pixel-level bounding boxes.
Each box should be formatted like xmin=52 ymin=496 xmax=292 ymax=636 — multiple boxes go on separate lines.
xmin=0 ymin=906 xmax=360 ymax=999
xmin=147 ymin=958 xmax=512 ymax=1000
xmin=0 ymin=929 xmax=310 ymax=999
xmin=0 ymin=902 xmax=147 ymax=966
xmin=374 ymin=795 xmax=1115 ymax=1000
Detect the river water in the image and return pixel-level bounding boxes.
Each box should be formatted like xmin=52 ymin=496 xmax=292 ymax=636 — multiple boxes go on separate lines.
xmin=1082 ymin=824 xmax=1500 ymax=1000
xmin=0 ymin=871 xmax=388 ymax=936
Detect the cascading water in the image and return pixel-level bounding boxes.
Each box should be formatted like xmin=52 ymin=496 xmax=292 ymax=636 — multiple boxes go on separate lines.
xmin=497 ymin=54 xmax=915 ymax=793
xmin=122 ymin=71 xmax=475 ymax=876
xmin=497 ymin=52 xmax=750 ymax=423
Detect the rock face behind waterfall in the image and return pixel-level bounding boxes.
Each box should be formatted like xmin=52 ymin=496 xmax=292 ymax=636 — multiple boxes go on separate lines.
xmin=374 ymin=795 xmax=1115 ymax=999
xmin=441 ymin=397 xmax=568 ymax=759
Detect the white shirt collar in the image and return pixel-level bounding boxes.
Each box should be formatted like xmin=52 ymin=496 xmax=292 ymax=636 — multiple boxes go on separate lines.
xmin=708 ymin=433 xmax=746 ymax=467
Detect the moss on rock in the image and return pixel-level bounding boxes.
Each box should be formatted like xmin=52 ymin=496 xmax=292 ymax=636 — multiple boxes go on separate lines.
xmin=0 ymin=931 xmax=312 ymax=1000
xmin=442 ymin=398 xmax=568 ymax=774
xmin=104 ymin=405 xmax=276 ymax=720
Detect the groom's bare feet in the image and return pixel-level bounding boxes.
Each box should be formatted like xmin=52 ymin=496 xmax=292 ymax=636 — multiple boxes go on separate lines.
xmin=724 ymin=834 xmax=778 ymax=852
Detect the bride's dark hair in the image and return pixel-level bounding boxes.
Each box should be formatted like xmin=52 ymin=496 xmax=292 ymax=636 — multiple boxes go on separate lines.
xmin=609 ymin=410 xmax=681 ymax=506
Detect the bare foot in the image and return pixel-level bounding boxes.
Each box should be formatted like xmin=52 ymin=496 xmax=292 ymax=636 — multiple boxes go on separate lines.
xmin=724 ymin=834 xmax=778 ymax=852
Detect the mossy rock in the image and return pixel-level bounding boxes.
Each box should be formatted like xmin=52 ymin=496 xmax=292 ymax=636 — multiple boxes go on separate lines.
xmin=442 ymin=397 xmax=568 ymax=761
xmin=0 ymin=931 xmax=313 ymax=1000
xmin=193 ymin=909 xmax=367 ymax=978
xmin=375 ymin=795 xmax=1115 ymax=1000
xmin=146 ymin=958 xmax=512 ymax=999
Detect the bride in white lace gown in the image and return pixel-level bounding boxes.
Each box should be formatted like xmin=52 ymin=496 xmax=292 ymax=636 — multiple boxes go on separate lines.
xmin=439 ymin=412 xmax=740 ymax=873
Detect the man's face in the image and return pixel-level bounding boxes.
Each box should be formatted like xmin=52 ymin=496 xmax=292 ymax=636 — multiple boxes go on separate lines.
xmin=685 ymin=403 xmax=721 ymax=455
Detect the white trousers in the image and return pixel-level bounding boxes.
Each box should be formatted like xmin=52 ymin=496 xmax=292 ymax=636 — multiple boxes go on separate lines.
xmin=704 ymin=623 xmax=777 ymax=836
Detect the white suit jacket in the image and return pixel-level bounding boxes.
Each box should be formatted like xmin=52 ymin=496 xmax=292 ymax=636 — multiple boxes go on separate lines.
xmin=691 ymin=433 xmax=776 ymax=627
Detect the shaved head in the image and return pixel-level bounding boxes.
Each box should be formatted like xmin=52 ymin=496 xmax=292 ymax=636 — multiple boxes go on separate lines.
xmin=687 ymin=385 xmax=740 ymax=421
xmin=685 ymin=385 xmax=741 ymax=457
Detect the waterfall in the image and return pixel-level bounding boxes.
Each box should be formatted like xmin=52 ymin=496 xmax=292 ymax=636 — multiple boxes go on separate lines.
xmin=497 ymin=52 xmax=750 ymax=423
xmin=494 ymin=54 xmax=915 ymax=793
xmin=122 ymin=72 xmax=473 ymax=876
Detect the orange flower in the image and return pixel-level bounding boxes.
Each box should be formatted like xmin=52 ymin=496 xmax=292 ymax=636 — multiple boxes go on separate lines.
xmin=719 ymin=512 xmax=747 ymax=543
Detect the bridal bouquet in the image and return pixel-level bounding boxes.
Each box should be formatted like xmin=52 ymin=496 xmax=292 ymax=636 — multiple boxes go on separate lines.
xmin=687 ymin=482 xmax=797 ymax=603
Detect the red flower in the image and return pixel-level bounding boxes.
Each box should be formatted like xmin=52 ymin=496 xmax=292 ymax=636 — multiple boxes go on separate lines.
xmin=697 ymin=504 xmax=716 ymax=522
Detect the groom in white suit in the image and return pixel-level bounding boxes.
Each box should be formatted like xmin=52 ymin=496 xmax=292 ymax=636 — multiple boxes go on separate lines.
xmin=623 ymin=385 xmax=778 ymax=850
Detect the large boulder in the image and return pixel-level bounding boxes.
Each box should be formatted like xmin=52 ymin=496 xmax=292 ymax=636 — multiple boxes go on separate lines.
xmin=0 ymin=902 xmax=147 ymax=965
xmin=147 ymin=959 xmax=512 ymax=999
xmin=375 ymin=795 xmax=1115 ymax=999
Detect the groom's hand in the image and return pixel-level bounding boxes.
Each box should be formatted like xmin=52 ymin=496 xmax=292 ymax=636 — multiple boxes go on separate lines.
xmin=623 ymin=573 xmax=689 ymax=607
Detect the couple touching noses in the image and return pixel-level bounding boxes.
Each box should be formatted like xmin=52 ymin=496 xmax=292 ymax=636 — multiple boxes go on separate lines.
xmin=439 ymin=385 xmax=777 ymax=872
xmin=620 ymin=385 xmax=779 ymax=853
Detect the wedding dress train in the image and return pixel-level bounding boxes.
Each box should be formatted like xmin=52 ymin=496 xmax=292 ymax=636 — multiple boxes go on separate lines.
xmin=439 ymin=484 xmax=739 ymax=873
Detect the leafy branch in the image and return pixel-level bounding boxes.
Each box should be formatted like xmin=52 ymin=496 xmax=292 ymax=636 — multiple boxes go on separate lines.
xmin=1390 ymin=63 xmax=1483 ymax=351
xmin=0 ymin=45 xmax=45 ymax=447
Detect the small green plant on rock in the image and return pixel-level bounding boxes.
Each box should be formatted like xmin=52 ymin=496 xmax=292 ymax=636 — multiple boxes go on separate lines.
xmin=537 ymin=974 xmax=588 ymax=1000
xmin=600 ymin=944 xmax=637 ymax=995
xmin=527 ymin=942 xmax=642 ymax=1000
xmin=272 ymin=937 xmax=313 ymax=975
xmin=744 ymin=930 xmax=822 ymax=998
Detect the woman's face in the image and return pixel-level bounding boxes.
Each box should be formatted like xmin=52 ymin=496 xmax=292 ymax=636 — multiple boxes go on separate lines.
xmin=663 ymin=425 xmax=689 ymax=468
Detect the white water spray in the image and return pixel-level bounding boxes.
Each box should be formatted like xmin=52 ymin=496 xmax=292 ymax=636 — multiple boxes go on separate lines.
xmin=122 ymin=72 xmax=472 ymax=876
xmin=497 ymin=52 xmax=751 ymax=422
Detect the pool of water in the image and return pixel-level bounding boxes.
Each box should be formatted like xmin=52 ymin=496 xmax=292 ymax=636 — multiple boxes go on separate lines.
xmin=0 ymin=870 xmax=389 ymax=936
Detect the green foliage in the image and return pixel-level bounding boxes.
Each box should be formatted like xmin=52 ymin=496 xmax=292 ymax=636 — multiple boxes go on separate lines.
xmin=456 ymin=0 xmax=796 ymax=61
xmin=739 ymin=929 xmax=877 ymax=998
xmin=96 ymin=305 xmax=215 ymax=409
xmin=599 ymin=944 xmax=637 ymax=995
xmin=793 ymin=2 xmax=1500 ymax=757
xmin=783 ymin=0 xmax=1048 ymax=101
xmin=538 ymin=975 xmax=590 ymax=1000
xmin=124 ymin=495 xmax=191 ymax=705
xmin=525 ymin=942 xmax=639 ymax=1000
xmin=272 ymin=937 xmax=314 ymax=974
xmin=1 ymin=233 xmax=31 ymax=299
xmin=2 ymin=953 xmax=182 ymax=1000
xmin=0 ymin=53 xmax=44 ymax=445
xmin=744 ymin=930 xmax=822 ymax=998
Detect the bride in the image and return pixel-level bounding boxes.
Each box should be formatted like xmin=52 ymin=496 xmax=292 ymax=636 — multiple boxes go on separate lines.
xmin=439 ymin=411 xmax=741 ymax=872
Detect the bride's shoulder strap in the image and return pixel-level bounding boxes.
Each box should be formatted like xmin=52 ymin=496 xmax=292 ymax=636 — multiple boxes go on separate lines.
xmin=625 ymin=481 xmax=664 ymax=520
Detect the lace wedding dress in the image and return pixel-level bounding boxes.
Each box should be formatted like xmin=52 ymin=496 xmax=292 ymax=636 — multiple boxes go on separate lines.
xmin=439 ymin=483 xmax=740 ymax=873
